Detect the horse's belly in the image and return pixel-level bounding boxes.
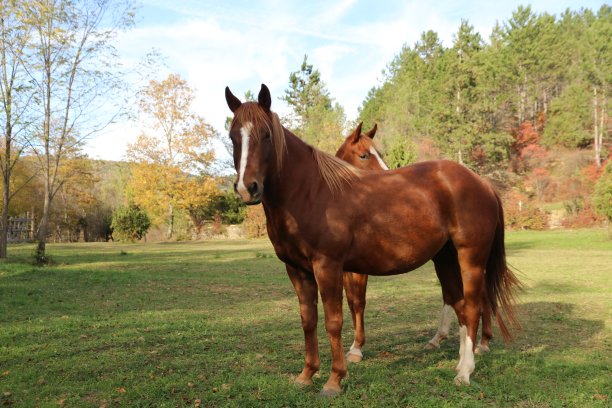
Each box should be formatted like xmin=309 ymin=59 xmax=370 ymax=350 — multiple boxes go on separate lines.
xmin=344 ymin=228 xmax=447 ymax=276
xmin=345 ymin=250 xmax=436 ymax=276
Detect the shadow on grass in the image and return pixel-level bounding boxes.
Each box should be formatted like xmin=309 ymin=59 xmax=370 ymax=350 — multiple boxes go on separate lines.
xmin=36 ymin=248 xmax=270 ymax=268
xmin=505 ymin=239 xmax=538 ymax=253
xmin=0 ymin=265 xmax=293 ymax=326
xmin=513 ymin=301 xmax=605 ymax=350
xmin=342 ymin=300 xmax=605 ymax=370
xmin=5 ymin=240 xmax=276 ymax=270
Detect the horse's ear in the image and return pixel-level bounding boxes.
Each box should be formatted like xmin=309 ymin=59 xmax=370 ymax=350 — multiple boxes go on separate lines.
xmin=258 ymin=84 xmax=272 ymax=111
xmin=225 ymin=86 xmax=242 ymax=113
xmin=365 ymin=123 xmax=378 ymax=139
xmin=350 ymin=122 xmax=363 ymax=144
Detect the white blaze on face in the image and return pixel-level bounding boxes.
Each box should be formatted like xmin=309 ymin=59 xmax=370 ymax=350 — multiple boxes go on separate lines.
xmin=369 ymin=146 xmax=389 ymax=170
xmin=237 ymin=122 xmax=253 ymax=197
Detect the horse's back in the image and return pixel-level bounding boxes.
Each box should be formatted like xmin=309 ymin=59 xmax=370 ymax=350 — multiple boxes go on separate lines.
xmin=356 ymin=160 xmax=500 ymax=252
xmin=398 ymin=160 xmax=500 ymax=251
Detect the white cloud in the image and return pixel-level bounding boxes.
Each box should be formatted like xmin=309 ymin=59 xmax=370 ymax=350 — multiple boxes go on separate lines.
xmin=85 ymin=0 xmax=607 ymax=161
xmin=314 ymin=0 xmax=357 ymax=26
xmin=85 ymin=2 xmax=458 ymax=159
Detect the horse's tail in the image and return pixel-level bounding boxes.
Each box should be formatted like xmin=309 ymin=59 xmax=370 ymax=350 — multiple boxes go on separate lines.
xmin=486 ymin=191 xmax=522 ymax=342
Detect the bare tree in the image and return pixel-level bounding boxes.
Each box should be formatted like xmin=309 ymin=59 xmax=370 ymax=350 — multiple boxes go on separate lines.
xmin=21 ymin=0 xmax=134 ymax=263
xmin=0 ymin=0 xmax=34 ymax=259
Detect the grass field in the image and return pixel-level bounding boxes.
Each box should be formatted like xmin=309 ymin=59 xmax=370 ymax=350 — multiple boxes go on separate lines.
xmin=0 ymin=229 xmax=610 ymax=407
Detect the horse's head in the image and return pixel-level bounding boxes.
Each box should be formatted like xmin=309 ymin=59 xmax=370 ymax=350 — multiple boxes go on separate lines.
xmin=225 ymin=84 xmax=285 ymax=204
xmin=335 ymin=122 xmax=388 ymax=171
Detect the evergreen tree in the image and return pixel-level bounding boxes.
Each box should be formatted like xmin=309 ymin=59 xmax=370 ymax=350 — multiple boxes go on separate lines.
xmin=282 ymin=55 xmax=346 ymax=153
xmin=543 ymin=82 xmax=592 ymax=147
xmin=357 ymin=5 xmax=609 ymax=175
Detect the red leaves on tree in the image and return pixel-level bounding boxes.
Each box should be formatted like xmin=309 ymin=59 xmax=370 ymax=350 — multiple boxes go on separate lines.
xmin=512 ymin=121 xmax=540 ymax=153
xmin=511 ymin=121 xmax=549 ymax=173
xmin=520 ymin=144 xmax=548 ymax=161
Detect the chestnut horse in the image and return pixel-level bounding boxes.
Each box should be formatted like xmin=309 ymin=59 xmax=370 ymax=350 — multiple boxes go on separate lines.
xmin=225 ymin=84 xmax=520 ymax=396
xmin=336 ymin=123 xmax=498 ymax=361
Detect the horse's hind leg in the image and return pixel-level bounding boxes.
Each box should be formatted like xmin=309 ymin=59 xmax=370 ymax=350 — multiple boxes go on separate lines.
xmin=425 ymin=304 xmax=454 ymax=349
xmin=477 ymin=297 xmax=493 ymax=354
xmin=343 ymin=272 xmax=368 ymax=362
xmin=453 ymin=247 xmax=487 ymax=386
xmin=427 ymin=242 xmax=463 ymax=350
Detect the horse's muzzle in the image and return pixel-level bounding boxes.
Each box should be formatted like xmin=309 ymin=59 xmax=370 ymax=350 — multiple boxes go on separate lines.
xmin=234 ymin=181 xmax=263 ymax=205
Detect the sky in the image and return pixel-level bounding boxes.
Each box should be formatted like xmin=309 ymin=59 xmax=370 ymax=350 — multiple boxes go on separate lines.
xmin=84 ymin=0 xmax=608 ymax=162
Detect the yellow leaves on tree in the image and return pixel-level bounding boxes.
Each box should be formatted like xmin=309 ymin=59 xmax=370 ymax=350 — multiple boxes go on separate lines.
xmin=129 ymin=74 xmax=215 ymax=172
xmin=128 ymin=163 xmax=218 ymax=227
xmin=127 ymin=74 xmax=218 ymax=237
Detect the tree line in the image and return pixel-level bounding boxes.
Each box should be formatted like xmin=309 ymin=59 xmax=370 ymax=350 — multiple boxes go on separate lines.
xmin=358 ymin=6 xmax=610 ymax=173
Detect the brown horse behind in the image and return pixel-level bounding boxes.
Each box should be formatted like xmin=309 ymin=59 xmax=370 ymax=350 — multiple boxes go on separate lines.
xmin=224 ymin=84 xmax=520 ymax=396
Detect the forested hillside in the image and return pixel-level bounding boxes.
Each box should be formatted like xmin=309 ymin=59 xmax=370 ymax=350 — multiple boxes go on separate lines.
xmin=360 ymin=6 xmax=609 ymax=167
xmin=357 ymin=5 xmax=610 ymax=228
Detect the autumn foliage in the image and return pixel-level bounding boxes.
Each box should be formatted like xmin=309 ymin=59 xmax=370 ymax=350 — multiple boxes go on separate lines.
xmin=126 ymin=74 xmax=219 ymax=238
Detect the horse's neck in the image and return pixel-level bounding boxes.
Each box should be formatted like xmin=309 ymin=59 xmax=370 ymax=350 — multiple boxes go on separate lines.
xmin=263 ymin=129 xmax=325 ymax=208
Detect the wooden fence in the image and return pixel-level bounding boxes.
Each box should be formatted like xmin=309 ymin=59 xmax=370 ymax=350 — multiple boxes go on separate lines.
xmin=7 ymin=214 xmax=34 ymax=242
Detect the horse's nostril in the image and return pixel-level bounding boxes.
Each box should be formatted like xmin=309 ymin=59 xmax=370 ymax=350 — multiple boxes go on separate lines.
xmin=233 ymin=182 xmax=238 ymax=192
xmin=247 ymin=181 xmax=259 ymax=196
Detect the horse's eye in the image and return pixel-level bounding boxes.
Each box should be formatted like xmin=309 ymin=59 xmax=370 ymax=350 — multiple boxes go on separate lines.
xmin=359 ymin=153 xmax=370 ymax=160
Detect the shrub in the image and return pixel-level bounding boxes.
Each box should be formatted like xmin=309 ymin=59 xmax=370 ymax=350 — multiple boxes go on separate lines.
xmin=188 ymin=191 xmax=246 ymax=233
xmin=561 ymin=205 xmax=600 ymax=228
xmin=506 ymin=205 xmax=548 ymax=230
xmin=504 ymin=191 xmax=548 ymax=230
xmin=243 ymin=205 xmax=267 ymax=238
xmin=593 ymin=160 xmax=612 ymax=222
xmin=111 ymin=205 xmax=151 ymax=242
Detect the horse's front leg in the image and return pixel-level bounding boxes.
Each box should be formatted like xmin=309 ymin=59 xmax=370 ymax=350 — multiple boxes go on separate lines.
xmin=286 ymin=264 xmax=320 ymax=386
xmin=343 ymin=271 xmax=368 ymax=362
xmin=314 ymin=258 xmax=346 ymax=396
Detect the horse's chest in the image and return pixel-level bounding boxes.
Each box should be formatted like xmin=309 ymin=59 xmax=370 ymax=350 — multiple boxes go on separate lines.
xmin=266 ymin=212 xmax=312 ymax=268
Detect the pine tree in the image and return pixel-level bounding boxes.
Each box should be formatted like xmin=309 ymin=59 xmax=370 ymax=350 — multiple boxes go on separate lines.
xmin=282 ymin=55 xmax=346 ymax=153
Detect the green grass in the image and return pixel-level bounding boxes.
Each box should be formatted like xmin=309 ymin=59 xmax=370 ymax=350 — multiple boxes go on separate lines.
xmin=0 ymin=230 xmax=610 ymax=407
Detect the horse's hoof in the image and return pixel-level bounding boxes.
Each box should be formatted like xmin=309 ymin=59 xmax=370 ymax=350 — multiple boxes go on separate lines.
xmin=320 ymin=385 xmax=342 ymax=397
xmin=453 ymin=374 xmax=471 ymax=386
xmin=294 ymin=377 xmax=313 ymax=387
xmin=475 ymin=344 xmax=490 ymax=354
xmin=424 ymin=342 xmax=439 ymax=350
xmin=346 ymin=351 xmax=363 ymax=363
